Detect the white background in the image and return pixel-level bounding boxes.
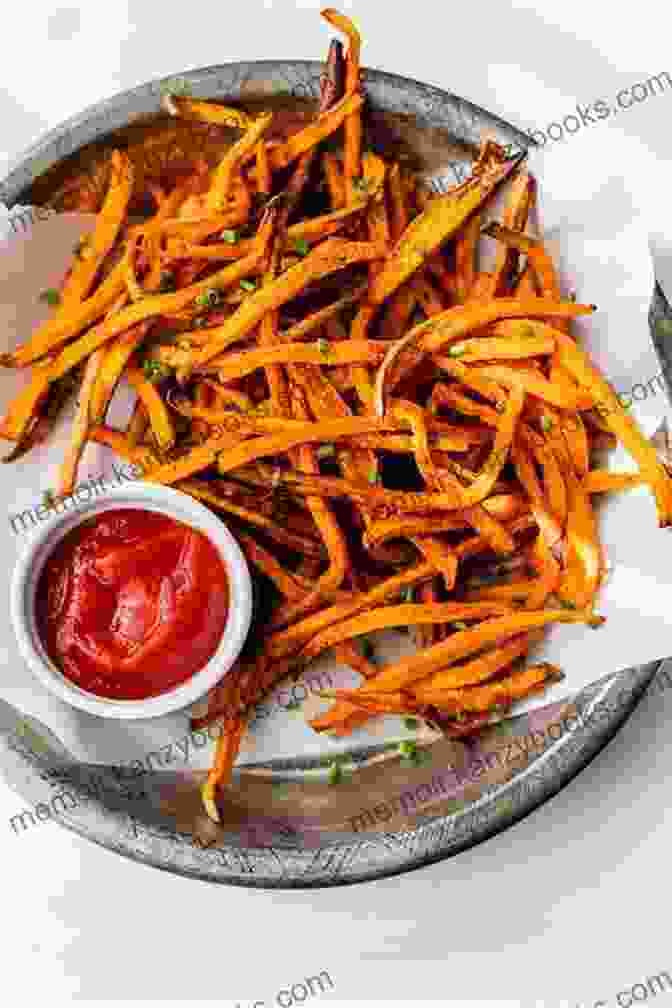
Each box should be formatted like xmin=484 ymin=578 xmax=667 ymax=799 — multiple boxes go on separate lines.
xmin=2 ymin=0 xmax=672 ymax=1004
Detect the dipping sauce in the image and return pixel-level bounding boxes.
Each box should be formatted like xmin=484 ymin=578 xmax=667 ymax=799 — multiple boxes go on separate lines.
xmin=36 ymin=508 xmax=229 ymax=700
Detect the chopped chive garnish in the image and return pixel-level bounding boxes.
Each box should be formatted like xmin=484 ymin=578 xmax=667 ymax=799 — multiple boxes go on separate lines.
xmin=400 ymin=586 xmax=414 ymax=603
xmin=452 ymin=621 xmax=468 ymax=631
xmin=221 ymin=229 xmax=240 ymax=244
xmin=39 ymin=288 xmax=60 ymax=306
xmin=327 ymin=761 xmax=343 ymax=785
xmin=143 ymin=359 xmax=171 ymax=383
xmin=240 ymin=279 xmax=257 ymax=292
xmin=448 ymin=342 xmax=466 ymax=357
xmin=318 ymin=337 xmax=331 ymax=358
xmin=317 ymin=443 xmax=336 ymax=459
xmin=367 ymin=467 xmax=378 ymax=484
xmin=398 ymin=740 xmax=418 ymax=761
xmin=540 ymin=415 xmax=553 ymax=433
xmin=294 ymin=238 xmax=310 ymax=257
xmin=195 ymin=288 xmax=223 ymax=309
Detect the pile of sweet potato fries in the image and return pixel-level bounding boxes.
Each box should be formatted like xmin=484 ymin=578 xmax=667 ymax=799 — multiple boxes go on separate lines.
xmin=2 ymin=8 xmax=671 ymax=822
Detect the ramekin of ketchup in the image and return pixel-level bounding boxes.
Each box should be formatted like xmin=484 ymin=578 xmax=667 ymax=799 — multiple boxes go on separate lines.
xmin=11 ymin=482 xmax=253 ymax=718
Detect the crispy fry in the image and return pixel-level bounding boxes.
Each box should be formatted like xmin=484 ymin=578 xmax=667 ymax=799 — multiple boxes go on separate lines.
xmin=323 ymin=151 xmax=346 ymax=208
xmin=60 ymin=150 xmax=133 ymax=308
xmin=348 ymin=609 xmax=601 ymax=693
xmin=47 ymin=245 xmax=267 ymax=381
xmin=10 ymin=261 xmax=127 ymax=366
xmin=302 ymin=601 xmax=512 ymax=659
xmin=58 ymin=346 xmax=106 ymax=496
xmin=180 ymin=480 xmax=323 ymax=558
xmin=321 ymin=9 xmax=362 ymax=203
xmin=193 ymin=238 xmax=385 ymax=368
xmin=0 ymin=359 xmax=53 ymax=442
xmin=482 ymin=171 xmax=535 ymax=298
xmin=163 ymin=97 xmax=251 ymax=129
xmin=201 ymin=715 xmax=246 ymax=822
xmin=126 ymin=398 xmax=149 ymax=447
xmin=435 ymin=330 xmax=555 ymax=362
xmin=266 ymin=92 xmax=365 ymax=171
xmin=415 ymin=635 xmax=532 ymax=690
xmin=412 ymin=661 xmax=563 ymax=712
xmin=206 ymin=112 xmax=273 ymax=212
xmin=89 ymin=320 xmax=151 ymax=424
xmin=272 ymin=387 xmax=350 ymax=626
xmin=583 ymin=470 xmax=643 ymax=494
xmin=126 ymin=361 xmax=176 ymax=452
xmin=367 ymin=151 xmax=525 ymax=308
xmin=555 ymin=329 xmax=672 ymax=524
xmin=267 ymin=561 xmax=436 ymax=659
xmin=206 ymin=339 xmax=387 ymax=383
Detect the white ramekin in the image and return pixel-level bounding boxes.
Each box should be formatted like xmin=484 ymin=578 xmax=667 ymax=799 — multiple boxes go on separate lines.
xmin=11 ymin=481 xmax=253 ymax=719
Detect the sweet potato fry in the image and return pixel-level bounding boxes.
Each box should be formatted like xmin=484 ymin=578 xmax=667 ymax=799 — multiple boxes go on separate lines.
xmin=206 ymin=112 xmax=273 ymax=212
xmin=59 ymin=150 xmax=133 ymax=308
xmin=415 ymin=634 xmax=532 ymax=691
xmin=58 ymin=346 xmax=106 ymax=496
xmin=583 ymin=470 xmax=643 ymax=494
xmin=47 ymin=245 xmax=267 ymax=381
xmin=412 ymin=661 xmax=563 ymax=712
xmin=193 ymin=238 xmax=385 ymax=368
xmin=554 ymin=328 xmax=672 ymax=525
xmin=126 ymin=362 xmax=176 ymax=452
xmin=265 ymin=92 xmax=365 ymax=171
xmin=353 ymin=609 xmax=602 ymax=693
xmin=180 ymin=480 xmax=323 ymax=558
xmin=367 ymin=151 xmax=526 ymax=308
xmin=9 ymin=261 xmax=127 ymax=366
xmin=302 ymin=601 xmax=512 ymax=659
xmin=163 ymin=97 xmax=251 ymax=129
xmin=323 ymin=151 xmax=346 ymax=208
xmin=0 ymin=359 xmax=53 ymax=442
xmin=89 ymin=321 xmax=151 ymax=424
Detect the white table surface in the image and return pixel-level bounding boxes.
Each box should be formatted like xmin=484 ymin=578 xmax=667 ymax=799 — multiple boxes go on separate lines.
xmin=2 ymin=1 xmax=672 ymax=1003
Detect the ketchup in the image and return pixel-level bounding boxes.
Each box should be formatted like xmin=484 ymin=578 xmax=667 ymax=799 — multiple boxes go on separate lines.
xmin=36 ymin=508 xmax=229 ymax=700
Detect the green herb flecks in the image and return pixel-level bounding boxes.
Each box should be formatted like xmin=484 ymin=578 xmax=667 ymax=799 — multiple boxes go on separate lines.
xmin=39 ymin=288 xmax=61 ymax=307
xmin=195 ymin=288 xmax=224 ymax=309
xmin=143 ymin=359 xmax=172 ymax=384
